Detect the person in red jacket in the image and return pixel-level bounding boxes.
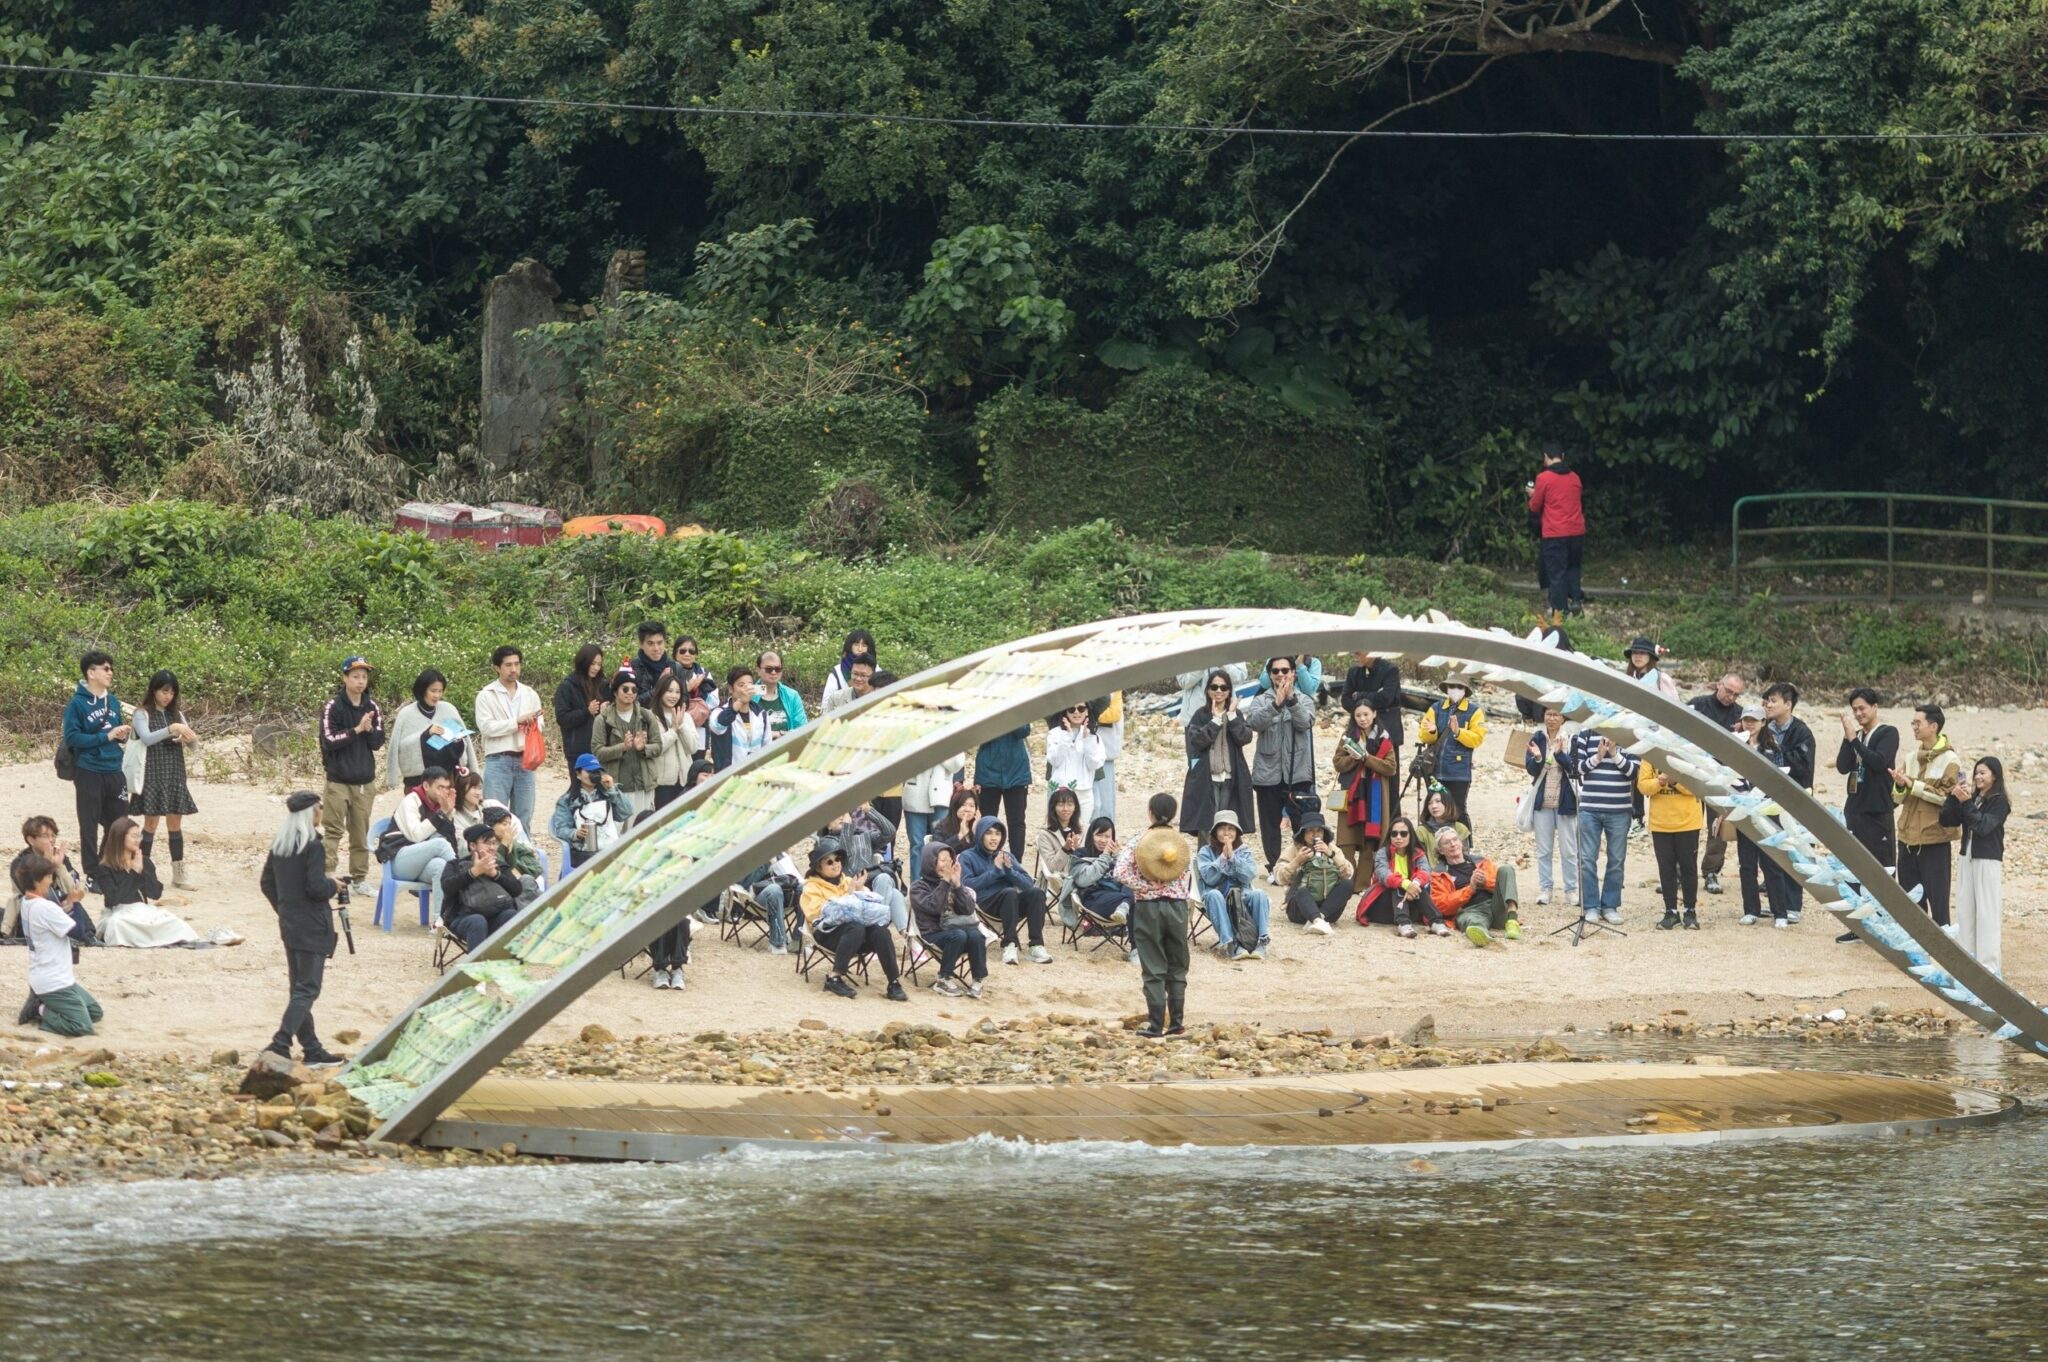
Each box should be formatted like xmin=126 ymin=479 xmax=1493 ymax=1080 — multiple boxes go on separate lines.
xmin=1528 ymin=444 xmax=1586 ymax=620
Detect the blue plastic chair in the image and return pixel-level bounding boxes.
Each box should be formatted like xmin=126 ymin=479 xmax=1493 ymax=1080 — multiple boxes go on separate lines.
xmin=370 ymin=816 xmax=433 ymax=931
xmin=556 ymin=842 xmax=588 ymax=886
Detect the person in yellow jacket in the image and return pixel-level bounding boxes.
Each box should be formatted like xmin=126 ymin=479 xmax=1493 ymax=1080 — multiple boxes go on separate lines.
xmin=1417 ymin=682 xmax=1488 ymax=832
xmin=1638 ymin=757 xmax=1704 ymax=930
xmin=1889 ymin=703 xmax=1963 ymax=927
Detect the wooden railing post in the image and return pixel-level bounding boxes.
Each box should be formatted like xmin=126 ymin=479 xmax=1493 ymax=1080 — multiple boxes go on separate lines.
xmin=1986 ymin=502 xmax=1996 ymax=604
xmin=1886 ymin=495 xmax=1895 ymax=603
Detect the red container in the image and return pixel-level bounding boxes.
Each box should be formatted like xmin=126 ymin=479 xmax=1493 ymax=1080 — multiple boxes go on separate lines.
xmin=393 ymin=501 xmax=474 ymax=540
xmin=394 ymin=501 xmax=563 ymax=549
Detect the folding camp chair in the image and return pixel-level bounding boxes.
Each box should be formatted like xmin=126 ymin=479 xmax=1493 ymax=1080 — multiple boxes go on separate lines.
xmin=796 ymin=918 xmax=879 ymax=985
xmin=720 ymin=883 xmax=775 ymax=949
xmin=432 ymin=919 xmax=469 ymax=972
xmin=1068 ymin=900 xmax=1135 ymax=958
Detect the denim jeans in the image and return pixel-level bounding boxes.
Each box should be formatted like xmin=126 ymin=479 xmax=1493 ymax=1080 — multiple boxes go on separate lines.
xmin=1201 ymin=886 xmax=1271 ymax=949
xmin=389 ymin=836 xmax=456 ymax=918
xmin=903 ymin=809 xmax=933 ymax=862
xmin=1531 ymin=810 xmax=1579 ymax=897
xmin=1577 ymin=810 xmax=1630 ymax=912
xmin=483 ymin=751 xmax=536 ymax=834
xmin=754 ymin=879 xmax=789 ymax=949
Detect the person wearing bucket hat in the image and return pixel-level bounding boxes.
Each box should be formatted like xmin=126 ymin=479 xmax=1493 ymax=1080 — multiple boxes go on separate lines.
xmin=1624 ymin=637 xmax=1679 ymax=702
xmin=549 ymin=754 xmax=631 ymax=871
xmin=1278 ymin=811 xmax=1353 ymax=934
xmin=1196 ymin=811 xmax=1270 ymax=960
xmin=317 ymin=654 xmax=385 ymax=883
xmin=1114 ymin=793 xmax=1195 ymax=1037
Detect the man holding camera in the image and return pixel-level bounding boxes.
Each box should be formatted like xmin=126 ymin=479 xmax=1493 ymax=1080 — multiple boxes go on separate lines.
xmin=441 ymin=825 xmax=527 ymax=951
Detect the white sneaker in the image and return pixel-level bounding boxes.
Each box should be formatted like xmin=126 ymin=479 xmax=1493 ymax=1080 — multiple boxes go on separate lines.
xmin=965 ymin=979 xmax=983 ymax=999
xmin=768 ymin=943 xmax=788 ymax=956
xmin=1739 ymin=914 xmax=1758 ymax=925
xmin=1002 ymin=944 xmax=1020 ymax=966
xmin=1536 ymin=892 xmax=1550 ymax=905
xmin=1600 ymin=909 xmax=1622 ymax=926
xmin=1772 ymin=918 xmax=1789 ymax=930
xmin=1397 ymin=923 xmax=1417 ymax=939
xmin=1028 ymin=945 xmax=1053 ymax=964
xmin=1787 ymin=911 xmax=1802 ymax=924
xmin=671 ymin=968 xmax=685 ymax=992
xmin=1566 ymin=894 xmax=1580 ymax=908
xmin=932 ymin=977 xmax=966 ymax=997
xmin=1941 ymin=923 xmax=1959 ymax=937
xmin=1310 ymin=918 xmax=1333 ymax=936
xmin=1582 ymin=909 xmax=1600 ymax=924
xmin=1430 ymin=922 xmax=1452 ymax=937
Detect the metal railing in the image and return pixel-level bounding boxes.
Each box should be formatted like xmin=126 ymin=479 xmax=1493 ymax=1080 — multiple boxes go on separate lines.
xmin=1730 ymin=492 xmax=2048 ymax=603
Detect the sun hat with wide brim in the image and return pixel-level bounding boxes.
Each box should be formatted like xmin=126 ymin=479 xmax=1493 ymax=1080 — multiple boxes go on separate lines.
xmin=1209 ymin=809 xmax=1242 ymax=835
xmin=1133 ymin=827 xmax=1189 ymax=883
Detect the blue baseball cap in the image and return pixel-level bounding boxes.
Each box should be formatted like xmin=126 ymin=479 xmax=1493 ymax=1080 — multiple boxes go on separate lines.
xmin=340 ymin=655 xmax=373 ymax=675
xmin=573 ymin=753 xmax=604 ymax=773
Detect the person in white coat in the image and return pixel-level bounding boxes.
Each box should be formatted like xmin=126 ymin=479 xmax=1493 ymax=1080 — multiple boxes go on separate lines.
xmin=1047 ymin=702 xmax=1107 ymax=834
xmin=903 ymin=752 xmax=965 ymax=857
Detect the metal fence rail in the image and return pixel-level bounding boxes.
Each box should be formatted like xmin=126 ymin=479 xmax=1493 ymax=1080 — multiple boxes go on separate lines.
xmin=1730 ymin=492 xmax=2048 ymax=603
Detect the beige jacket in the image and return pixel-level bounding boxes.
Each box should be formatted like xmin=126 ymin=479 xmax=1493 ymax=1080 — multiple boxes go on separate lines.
xmin=1893 ymin=736 xmax=1962 ymax=846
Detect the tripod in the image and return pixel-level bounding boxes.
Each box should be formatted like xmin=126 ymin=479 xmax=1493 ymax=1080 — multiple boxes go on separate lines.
xmin=1548 ymin=909 xmax=1626 ymax=948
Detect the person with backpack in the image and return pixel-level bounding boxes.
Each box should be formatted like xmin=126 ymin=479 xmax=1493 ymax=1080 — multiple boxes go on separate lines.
xmin=1416 ymin=681 xmax=1487 ymax=835
xmin=1196 ymin=810 xmax=1270 ymax=960
xmin=60 ymin=650 xmax=132 ymax=887
xmin=1278 ymin=811 xmax=1352 ymax=935
xmin=440 ymin=825 xmax=526 ymax=951
xmin=318 ymin=655 xmax=386 ymax=883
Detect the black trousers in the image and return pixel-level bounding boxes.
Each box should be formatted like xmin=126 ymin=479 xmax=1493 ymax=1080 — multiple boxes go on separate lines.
xmin=74 ymin=769 xmax=128 ymax=880
xmin=1762 ymin=857 xmax=1803 ymax=921
xmin=1540 ymin=535 xmax=1584 ymax=613
xmin=451 ymin=905 xmax=520 ymax=950
xmin=930 ymin=925 xmax=988 ymax=980
xmin=649 ymin=916 xmax=692 ymax=970
xmin=1253 ymin=783 xmax=1318 ymax=868
xmin=817 ymin=921 xmax=899 ymax=982
xmin=1285 ymin=882 xmax=1351 ymax=924
xmin=871 ymin=795 xmax=903 ymax=854
xmin=1846 ymin=807 xmax=1896 ymax=872
xmin=270 ymin=948 xmax=327 ymax=1056
xmin=981 ymin=884 xmax=1047 ymax=946
xmin=1898 ymin=841 xmax=1952 ymax=926
xmin=1652 ymin=829 xmax=1700 ymax=912
xmin=980 ymin=786 xmax=1029 ymax=856
xmin=1734 ymin=833 xmax=1766 ymax=916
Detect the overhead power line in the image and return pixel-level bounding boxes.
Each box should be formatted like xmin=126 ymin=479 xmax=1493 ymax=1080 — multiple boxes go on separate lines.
xmin=2 ymin=62 xmax=2042 ymax=143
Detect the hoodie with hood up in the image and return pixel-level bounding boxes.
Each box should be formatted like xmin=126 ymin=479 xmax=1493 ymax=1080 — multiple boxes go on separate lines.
xmin=910 ymin=841 xmax=979 ymax=936
xmin=959 ymin=816 xmax=1034 ymax=898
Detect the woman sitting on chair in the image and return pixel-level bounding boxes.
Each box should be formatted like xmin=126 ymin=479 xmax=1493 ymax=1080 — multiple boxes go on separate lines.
xmin=1068 ymin=818 xmax=1133 ymax=926
xmin=381 ymin=766 xmax=459 ymax=924
xmin=910 ymin=842 xmax=987 ymax=999
xmin=801 ymin=838 xmax=907 ymax=1002
xmin=1196 ymin=810 xmax=1271 ymax=960
xmin=1033 ymin=787 xmax=1084 ymax=894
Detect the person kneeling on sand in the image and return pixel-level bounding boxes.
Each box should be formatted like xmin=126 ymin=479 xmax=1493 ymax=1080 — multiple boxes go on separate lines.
xmin=911 ymin=843 xmax=987 ymax=999
xmin=259 ymin=791 xmax=346 ymax=1066
xmin=1430 ymin=827 xmax=1522 ymax=946
xmin=1115 ymin=793 xmax=1194 ymax=1039
xmin=14 ymin=853 xmax=101 ymax=1037
xmin=802 ymin=838 xmax=908 ymax=1002
xmin=1354 ymin=818 xmax=1446 ymax=939
xmin=1279 ymin=812 xmax=1353 ymax=935
xmin=1196 ymin=811 xmax=1270 ymax=960
xmin=441 ymin=825 xmax=525 ymax=951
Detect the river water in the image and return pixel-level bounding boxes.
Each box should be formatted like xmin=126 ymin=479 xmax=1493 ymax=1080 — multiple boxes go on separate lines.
xmin=3 ymin=1034 xmax=2043 ymax=1362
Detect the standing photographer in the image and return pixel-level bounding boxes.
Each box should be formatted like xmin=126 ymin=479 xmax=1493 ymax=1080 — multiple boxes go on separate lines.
xmin=1242 ymin=658 xmax=1317 ymax=877
xmin=259 ymin=791 xmax=346 ymax=1067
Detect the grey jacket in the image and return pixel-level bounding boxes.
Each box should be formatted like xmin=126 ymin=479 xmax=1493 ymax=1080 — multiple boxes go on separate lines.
xmin=1241 ymin=688 xmax=1316 ymax=786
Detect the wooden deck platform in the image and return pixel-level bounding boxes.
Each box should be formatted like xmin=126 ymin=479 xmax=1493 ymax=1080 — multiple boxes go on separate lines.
xmin=419 ymin=1062 xmax=2019 ymax=1162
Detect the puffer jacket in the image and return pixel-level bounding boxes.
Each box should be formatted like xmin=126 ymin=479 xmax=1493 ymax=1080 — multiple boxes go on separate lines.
xmin=1241 ymin=688 xmax=1315 ymax=786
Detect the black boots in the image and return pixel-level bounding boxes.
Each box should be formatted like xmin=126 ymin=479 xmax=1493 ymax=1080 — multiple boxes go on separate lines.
xmin=1138 ymin=1004 xmax=1165 ymax=1039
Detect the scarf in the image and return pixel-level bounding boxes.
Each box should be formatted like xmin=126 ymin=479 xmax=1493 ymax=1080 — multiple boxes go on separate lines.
xmin=1342 ymin=729 xmax=1389 ymax=836
xmin=1206 ymin=707 xmax=1232 ymax=782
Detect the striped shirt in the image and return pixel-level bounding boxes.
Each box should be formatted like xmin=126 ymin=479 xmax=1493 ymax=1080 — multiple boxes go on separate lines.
xmin=1564 ymin=730 xmax=1640 ymax=816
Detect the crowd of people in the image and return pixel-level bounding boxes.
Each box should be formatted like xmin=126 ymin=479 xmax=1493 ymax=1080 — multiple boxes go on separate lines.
xmin=5 ymin=620 xmax=2018 ymax=1055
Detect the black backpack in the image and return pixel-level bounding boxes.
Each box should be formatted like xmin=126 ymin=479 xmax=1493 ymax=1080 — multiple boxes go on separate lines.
xmin=53 ymin=742 xmax=76 ymax=783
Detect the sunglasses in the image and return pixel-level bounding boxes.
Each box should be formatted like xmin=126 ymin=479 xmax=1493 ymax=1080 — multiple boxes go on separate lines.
xmin=1207 ymin=683 xmax=1231 ymax=693
xmin=762 ymin=664 xmax=783 ymax=674
xmin=1389 ymin=830 xmax=1411 ymax=839
xmin=676 ymin=647 xmax=697 ymax=656
xmin=1269 ymin=667 xmax=1294 ymax=676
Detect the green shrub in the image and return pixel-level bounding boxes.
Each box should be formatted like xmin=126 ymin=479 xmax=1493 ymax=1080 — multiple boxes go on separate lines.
xmin=700 ymin=396 xmax=939 ymax=530
xmin=975 ymin=367 xmax=1392 ymax=550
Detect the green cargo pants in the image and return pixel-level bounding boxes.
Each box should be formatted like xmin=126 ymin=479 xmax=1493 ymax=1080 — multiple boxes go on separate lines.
xmin=1131 ymin=897 xmax=1190 ymax=1025
xmin=37 ymin=983 xmax=102 ymax=1037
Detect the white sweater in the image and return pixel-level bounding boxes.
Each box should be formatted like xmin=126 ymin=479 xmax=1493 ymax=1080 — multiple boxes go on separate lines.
xmin=1046 ymin=725 xmax=1105 ymax=791
xmin=474 ymin=680 xmax=543 ymax=757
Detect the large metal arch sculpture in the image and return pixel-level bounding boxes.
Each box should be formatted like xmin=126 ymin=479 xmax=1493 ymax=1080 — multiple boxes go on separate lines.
xmin=343 ymin=607 xmax=2048 ymax=1145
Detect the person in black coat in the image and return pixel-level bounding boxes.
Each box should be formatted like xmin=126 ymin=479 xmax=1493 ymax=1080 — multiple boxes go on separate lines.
xmin=1180 ymin=669 xmax=1258 ymax=837
xmin=441 ymin=825 xmax=527 ymax=950
xmin=258 ymin=791 xmax=344 ymax=1065
xmin=554 ymin=644 xmax=613 ymax=780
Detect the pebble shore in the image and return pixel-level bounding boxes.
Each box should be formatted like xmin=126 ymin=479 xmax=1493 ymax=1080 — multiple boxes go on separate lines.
xmin=1 ymin=1003 xmax=1998 ymax=1188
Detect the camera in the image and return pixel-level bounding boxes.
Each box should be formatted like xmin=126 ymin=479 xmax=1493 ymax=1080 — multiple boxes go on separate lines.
xmin=334 ymin=879 xmax=352 ymax=906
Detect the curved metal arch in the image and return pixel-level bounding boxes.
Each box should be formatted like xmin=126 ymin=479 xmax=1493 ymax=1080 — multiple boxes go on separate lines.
xmin=344 ymin=607 xmax=2048 ymax=1145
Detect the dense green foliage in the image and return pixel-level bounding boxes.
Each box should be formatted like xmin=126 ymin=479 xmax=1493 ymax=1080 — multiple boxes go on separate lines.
xmin=0 ymin=502 xmax=2037 ymax=737
xmin=2 ymin=1 xmax=2045 ymax=544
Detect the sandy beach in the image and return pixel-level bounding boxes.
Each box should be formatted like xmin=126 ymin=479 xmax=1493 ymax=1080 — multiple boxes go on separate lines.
xmin=6 ymin=694 xmax=2043 ymax=1057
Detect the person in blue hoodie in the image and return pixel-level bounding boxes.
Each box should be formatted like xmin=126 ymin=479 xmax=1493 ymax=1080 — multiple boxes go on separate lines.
xmin=959 ymin=815 xmax=1050 ymax=966
xmin=973 ymin=724 xmax=1033 ymax=857
xmin=61 ymin=651 xmax=132 ymax=885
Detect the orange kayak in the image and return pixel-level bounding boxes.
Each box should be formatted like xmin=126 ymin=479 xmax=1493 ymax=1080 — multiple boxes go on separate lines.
xmin=562 ymin=514 xmax=668 ymax=538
